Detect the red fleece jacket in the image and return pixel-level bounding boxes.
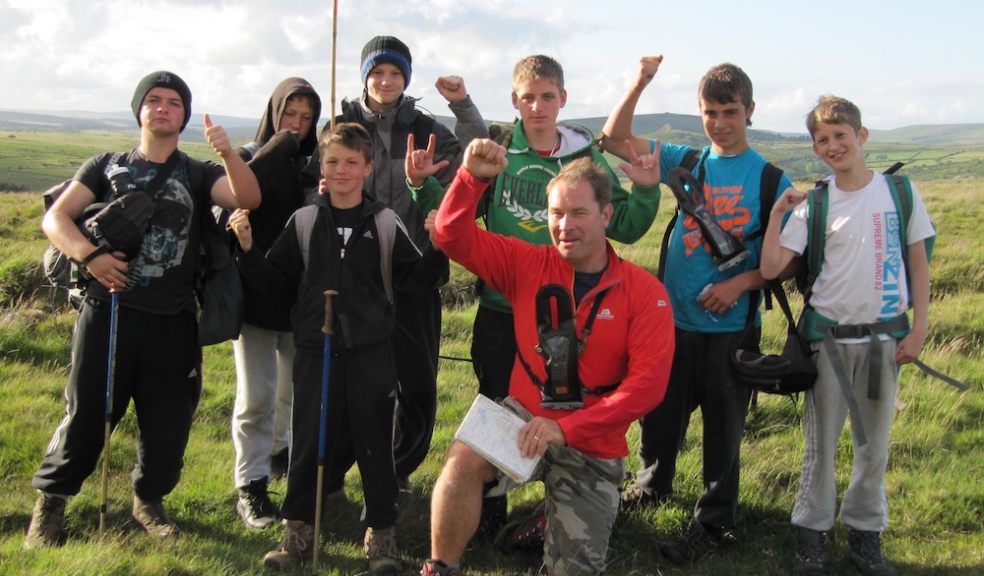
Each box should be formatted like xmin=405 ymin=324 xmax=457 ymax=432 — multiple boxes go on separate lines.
xmin=435 ymin=167 xmax=675 ymax=458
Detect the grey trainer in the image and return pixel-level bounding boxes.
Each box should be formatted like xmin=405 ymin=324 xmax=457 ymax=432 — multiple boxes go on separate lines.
xmin=24 ymin=493 xmax=67 ymax=549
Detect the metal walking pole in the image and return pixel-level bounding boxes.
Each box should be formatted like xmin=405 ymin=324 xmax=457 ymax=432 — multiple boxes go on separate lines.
xmin=99 ymin=289 xmax=120 ymax=533
xmin=312 ymin=290 xmax=338 ymax=574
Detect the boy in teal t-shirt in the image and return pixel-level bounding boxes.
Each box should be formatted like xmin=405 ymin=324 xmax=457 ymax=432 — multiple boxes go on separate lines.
xmin=602 ymin=55 xmax=793 ymax=564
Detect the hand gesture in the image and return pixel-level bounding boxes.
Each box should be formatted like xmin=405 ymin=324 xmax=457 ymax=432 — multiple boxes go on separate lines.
xmin=618 ymin=139 xmax=661 ymax=187
xmin=227 ymin=208 xmax=253 ymax=252
xmin=204 ymin=113 xmax=233 ymax=159
xmin=435 ymin=75 xmax=468 ymax=103
xmin=462 ymin=139 xmax=508 ymax=180
xmin=634 ymin=55 xmax=664 ymax=90
xmin=405 ymin=133 xmax=451 ymax=187
xmin=772 ymin=186 xmax=808 ymax=217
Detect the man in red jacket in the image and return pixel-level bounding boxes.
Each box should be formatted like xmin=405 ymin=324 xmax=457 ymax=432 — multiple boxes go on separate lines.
xmin=420 ymin=139 xmax=675 ymax=576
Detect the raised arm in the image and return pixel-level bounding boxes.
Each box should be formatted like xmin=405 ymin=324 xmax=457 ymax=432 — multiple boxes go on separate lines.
xmin=436 ymin=75 xmax=489 ymax=145
xmin=203 ymin=113 xmax=261 ymax=211
xmin=601 ymin=56 xmax=663 ymax=161
xmin=760 ymin=186 xmax=807 ymax=279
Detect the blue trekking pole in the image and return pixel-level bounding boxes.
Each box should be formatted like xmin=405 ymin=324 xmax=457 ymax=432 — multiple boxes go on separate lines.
xmin=99 ymin=289 xmax=120 ymax=533
xmin=313 ymin=289 xmax=338 ymax=573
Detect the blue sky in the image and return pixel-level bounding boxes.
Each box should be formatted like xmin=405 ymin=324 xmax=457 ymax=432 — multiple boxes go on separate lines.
xmin=1 ymin=0 xmax=981 ymax=133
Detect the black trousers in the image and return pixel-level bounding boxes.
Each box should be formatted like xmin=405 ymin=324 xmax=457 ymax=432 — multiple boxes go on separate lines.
xmin=635 ymin=328 xmax=753 ymax=529
xmin=284 ymin=342 xmax=398 ymax=528
xmin=391 ymin=288 xmax=441 ymax=478
xmin=470 ymin=305 xmax=516 ymax=402
xmin=32 ymin=299 xmax=202 ymax=501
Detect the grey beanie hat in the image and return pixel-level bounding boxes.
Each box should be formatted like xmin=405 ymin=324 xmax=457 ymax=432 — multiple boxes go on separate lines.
xmin=131 ymin=70 xmax=192 ymax=132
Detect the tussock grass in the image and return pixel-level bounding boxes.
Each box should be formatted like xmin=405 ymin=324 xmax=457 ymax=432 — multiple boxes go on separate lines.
xmin=0 ymin=177 xmax=981 ymax=574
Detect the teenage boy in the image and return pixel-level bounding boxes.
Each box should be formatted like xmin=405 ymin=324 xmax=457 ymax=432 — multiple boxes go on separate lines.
xmin=420 ymin=140 xmax=674 ymax=576
xmin=470 ymin=54 xmax=661 ymax=538
xmin=24 ymin=71 xmax=260 ymax=548
xmin=761 ymin=95 xmax=933 ymax=576
xmin=229 ymin=77 xmax=322 ymax=530
xmin=330 ymin=35 xmax=487 ymax=488
xmin=602 ymin=56 xmax=794 ymax=563
xmin=230 ymin=123 xmax=447 ymax=574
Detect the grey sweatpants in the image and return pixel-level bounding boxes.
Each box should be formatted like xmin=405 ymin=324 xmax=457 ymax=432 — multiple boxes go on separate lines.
xmin=792 ymin=339 xmax=899 ymax=532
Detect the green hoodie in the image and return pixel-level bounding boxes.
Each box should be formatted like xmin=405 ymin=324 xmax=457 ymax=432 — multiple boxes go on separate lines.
xmin=478 ymin=119 xmax=661 ymax=312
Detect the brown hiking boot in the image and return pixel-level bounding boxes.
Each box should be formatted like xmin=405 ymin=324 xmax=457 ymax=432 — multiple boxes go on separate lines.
xmin=132 ymin=495 xmax=178 ymax=538
xmin=364 ymin=526 xmax=401 ymax=575
xmin=263 ymin=520 xmax=314 ymax=571
xmin=494 ymin=501 xmax=547 ymax=554
xmin=24 ymin=493 xmax=67 ymax=549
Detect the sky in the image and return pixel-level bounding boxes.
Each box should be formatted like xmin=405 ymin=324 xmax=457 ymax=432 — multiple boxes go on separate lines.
xmin=1 ymin=0 xmax=982 ymax=134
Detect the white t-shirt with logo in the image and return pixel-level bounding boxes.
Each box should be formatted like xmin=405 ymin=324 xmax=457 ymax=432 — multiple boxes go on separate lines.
xmin=780 ymin=172 xmax=934 ymax=329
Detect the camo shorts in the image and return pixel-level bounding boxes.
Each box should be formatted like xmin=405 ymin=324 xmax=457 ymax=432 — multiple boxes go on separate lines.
xmin=487 ymin=397 xmax=624 ymax=576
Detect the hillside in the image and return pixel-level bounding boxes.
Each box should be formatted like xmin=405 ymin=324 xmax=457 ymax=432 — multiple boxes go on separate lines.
xmin=3 ymin=111 xmax=984 ymax=192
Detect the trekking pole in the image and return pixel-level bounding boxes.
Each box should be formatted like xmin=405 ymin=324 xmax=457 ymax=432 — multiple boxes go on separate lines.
xmin=312 ymin=289 xmax=338 ymax=574
xmin=98 ymin=288 xmax=120 ymax=533
xmin=329 ymin=0 xmax=338 ymax=133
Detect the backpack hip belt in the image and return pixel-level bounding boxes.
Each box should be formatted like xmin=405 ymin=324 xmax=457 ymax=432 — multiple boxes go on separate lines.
xmin=808 ymin=312 xmax=909 ymax=447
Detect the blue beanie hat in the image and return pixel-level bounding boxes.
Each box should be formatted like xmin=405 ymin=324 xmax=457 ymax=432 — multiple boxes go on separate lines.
xmin=131 ymin=70 xmax=193 ymax=132
xmin=360 ymin=36 xmax=412 ymax=89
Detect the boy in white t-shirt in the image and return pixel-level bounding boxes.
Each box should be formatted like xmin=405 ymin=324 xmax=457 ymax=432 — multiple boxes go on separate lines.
xmin=761 ymin=95 xmax=934 ymax=576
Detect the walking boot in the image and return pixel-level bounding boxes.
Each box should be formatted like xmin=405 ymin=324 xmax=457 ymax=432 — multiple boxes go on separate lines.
xmin=24 ymin=493 xmax=67 ymax=549
xmin=263 ymin=520 xmax=314 ymax=571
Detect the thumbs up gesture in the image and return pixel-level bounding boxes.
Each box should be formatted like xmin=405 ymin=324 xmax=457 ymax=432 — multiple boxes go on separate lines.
xmin=204 ymin=113 xmax=232 ymax=158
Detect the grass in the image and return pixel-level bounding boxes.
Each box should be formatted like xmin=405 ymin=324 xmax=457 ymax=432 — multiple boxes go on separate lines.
xmin=0 ymin=171 xmax=982 ymax=574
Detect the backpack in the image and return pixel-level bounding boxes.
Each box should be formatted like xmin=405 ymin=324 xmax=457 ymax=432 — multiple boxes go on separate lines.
xmin=40 ymin=152 xmax=124 ymax=308
xmin=293 ymin=204 xmax=401 ymax=304
xmin=796 ymin=163 xmax=935 ymax=302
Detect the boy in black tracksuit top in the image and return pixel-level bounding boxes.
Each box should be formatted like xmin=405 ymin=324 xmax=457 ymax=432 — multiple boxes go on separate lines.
xmin=229 ymin=123 xmax=447 ymax=574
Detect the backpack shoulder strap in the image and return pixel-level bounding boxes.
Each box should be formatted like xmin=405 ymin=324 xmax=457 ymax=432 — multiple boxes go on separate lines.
xmin=800 ymin=182 xmax=829 ymax=297
xmin=657 ymin=147 xmax=703 ymax=280
xmin=885 ymin=173 xmax=912 ymax=249
xmin=293 ymin=205 xmax=320 ymax=272
xmin=679 ymin=147 xmax=700 ymax=171
xmin=374 ymin=208 xmax=401 ymax=305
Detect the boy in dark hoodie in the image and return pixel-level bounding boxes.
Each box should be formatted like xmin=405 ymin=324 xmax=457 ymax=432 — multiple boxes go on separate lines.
xmin=230 ymin=123 xmax=447 ymax=574
xmin=228 ymin=77 xmax=321 ymax=531
xmin=328 ymin=36 xmax=488 ymax=490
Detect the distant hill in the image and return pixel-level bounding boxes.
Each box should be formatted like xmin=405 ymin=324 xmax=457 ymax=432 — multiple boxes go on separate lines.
xmin=4 ymin=109 xmax=984 ymax=148
xmin=3 ymin=110 xmax=984 ymax=188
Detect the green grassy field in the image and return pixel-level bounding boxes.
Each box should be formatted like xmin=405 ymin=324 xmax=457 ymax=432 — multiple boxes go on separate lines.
xmin=0 ymin=161 xmax=981 ymax=574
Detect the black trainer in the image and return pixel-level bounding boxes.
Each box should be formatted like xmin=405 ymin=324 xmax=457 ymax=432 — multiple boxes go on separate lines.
xmin=848 ymin=528 xmax=895 ymax=576
xmin=794 ymin=526 xmax=829 ymax=576
xmin=237 ymin=476 xmax=278 ymax=530
xmin=658 ymin=521 xmax=730 ymax=564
